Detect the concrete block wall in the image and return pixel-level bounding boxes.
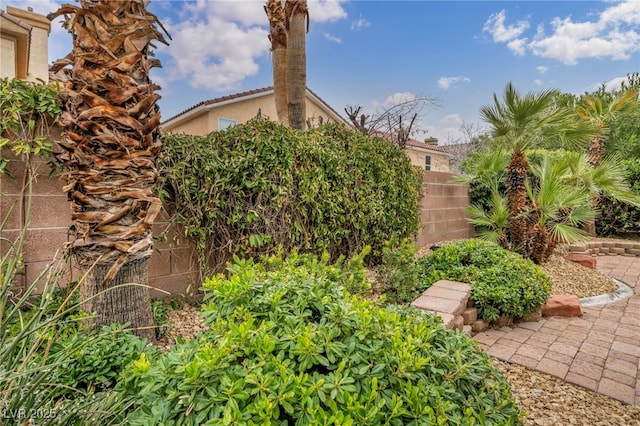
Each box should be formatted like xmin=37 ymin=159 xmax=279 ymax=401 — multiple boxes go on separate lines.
xmin=416 ymin=171 xmax=475 ymax=247
xmin=0 ymin=154 xmax=199 ymax=298
xmin=1 ymin=157 xmax=474 ymax=297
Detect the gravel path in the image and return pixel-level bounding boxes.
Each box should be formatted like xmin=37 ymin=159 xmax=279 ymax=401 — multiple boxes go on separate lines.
xmin=156 ymin=244 xmax=640 ymax=423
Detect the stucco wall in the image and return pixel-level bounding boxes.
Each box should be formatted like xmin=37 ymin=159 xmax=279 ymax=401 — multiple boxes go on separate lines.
xmin=1 ymin=6 xmax=50 ymax=82
xmin=1 ymin=36 xmax=17 ymax=78
xmin=405 ymin=148 xmax=450 ymax=172
xmin=162 ymin=92 xmax=344 ymax=135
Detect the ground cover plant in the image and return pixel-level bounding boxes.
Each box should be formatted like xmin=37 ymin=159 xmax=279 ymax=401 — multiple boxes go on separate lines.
xmin=0 ymin=217 xmax=144 ymax=425
xmin=416 ymin=239 xmax=552 ymax=323
xmin=119 ymin=252 xmax=523 ymax=425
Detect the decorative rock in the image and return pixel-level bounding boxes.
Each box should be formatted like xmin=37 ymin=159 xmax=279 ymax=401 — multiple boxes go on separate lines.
xmin=565 ymin=253 xmax=596 ymax=269
xmin=462 ymin=325 xmax=473 ymax=336
xmin=542 ymin=294 xmax=583 ymax=317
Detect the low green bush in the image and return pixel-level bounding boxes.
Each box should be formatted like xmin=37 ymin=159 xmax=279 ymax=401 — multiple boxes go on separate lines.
xmin=45 ymin=323 xmax=157 ymax=400
xmin=376 ymin=237 xmax=421 ymax=305
xmin=119 ymin=253 xmax=523 ymax=425
xmin=416 ymin=239 xmax=552 ymax=322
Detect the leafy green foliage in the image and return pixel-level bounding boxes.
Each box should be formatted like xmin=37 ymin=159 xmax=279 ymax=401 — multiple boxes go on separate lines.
xmin=375 ymin=237 xmax=421 ymax=305
xmin=119 ymin=253 xmax=522 ymax=425
xmin=159 ymin=119 xmax=422 ymax=272
xmin=598 ymin=158 xmax=640 ymax=236
xmin=45 ymin=324 xmax=157 ymax=400
xmin=1 ymin=219 xmax=138 ymax=424
xmin=416 ymin=240 xmax=552 ymax=322
xmin=0 ymin=78 xmax=61 ymax=177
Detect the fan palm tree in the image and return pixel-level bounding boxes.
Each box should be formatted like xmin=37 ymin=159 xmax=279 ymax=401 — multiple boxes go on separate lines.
xmin=265 ymin=0 xmax=288 ymax=124
xmin=48 ymin=0 xmax=170 ymax=340
xmin=285 ymin=0 xmax=309 ymax=130
xmin=577 ymin=88 xmax=638 ymax=167
xmin=576 ymin=88 xmax=638 ymax=234
xmin=479 ymin=83 xmax=593 ymax=262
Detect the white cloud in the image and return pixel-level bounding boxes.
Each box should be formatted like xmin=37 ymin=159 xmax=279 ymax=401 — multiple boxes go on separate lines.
xmin=484 ymin=1 xmax=640 ymax=65
xmin=183 ymin=0 xmax=266 ymax=26
xmin=159 ymin=1 xmax=348 ymax=92
xmin=536 ymin=66 xmax=549 ymax=74
xmin=310 ymin=0 xmax=348 ymax=22
xmin=351 ymin=17 xmax=371 ymax=30
xmin=602 ymin=76 xmax=628 ymax=92
xmin=533 ymin=79 xmax=544 ymax=86
xmin=437 ymin=76 xmax=471 ymax=90
xmin=383 ymin=92 xmax=416 ymax=107
xmin=483 ymin=10 xmax=530 ymax=43
xmin=323 ymin=32 xmax=342 ymax=43
xmin=164 ymin=15 xmax=269 ymax=91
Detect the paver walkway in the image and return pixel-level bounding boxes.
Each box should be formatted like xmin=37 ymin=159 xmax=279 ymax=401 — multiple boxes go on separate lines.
xmin=474 ymin=255 xmax=640 ymax=406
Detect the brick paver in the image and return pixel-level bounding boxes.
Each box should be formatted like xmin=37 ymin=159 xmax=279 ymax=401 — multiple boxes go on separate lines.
xmin=473 ymin=255 xmax=640 ymax=406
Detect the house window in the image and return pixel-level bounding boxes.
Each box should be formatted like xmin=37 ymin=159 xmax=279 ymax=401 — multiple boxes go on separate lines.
xmin=425 ymin=155 xmax=432 ymax=171
xmin=218 ymin=117 xmax=237 ymax=130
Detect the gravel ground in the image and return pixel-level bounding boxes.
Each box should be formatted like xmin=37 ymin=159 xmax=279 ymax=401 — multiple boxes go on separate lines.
xmin=155 ymin=242 xmax=640 ymax=423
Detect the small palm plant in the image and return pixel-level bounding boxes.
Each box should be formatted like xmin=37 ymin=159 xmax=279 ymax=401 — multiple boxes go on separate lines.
xmin=460 ymin=148 xmax=640 ymax=263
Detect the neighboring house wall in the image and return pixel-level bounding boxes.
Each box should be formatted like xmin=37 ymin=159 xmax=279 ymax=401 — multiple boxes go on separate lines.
xmin=405 ymin=148 xmax=450 ymax=172
xmin=0 ymin=6 xmax=50 ymax=82
xmin=162 ymin=88 xmax=346 ymax=136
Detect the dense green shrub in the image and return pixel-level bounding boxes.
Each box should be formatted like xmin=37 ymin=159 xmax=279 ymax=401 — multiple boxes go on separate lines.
xmin=416 ymin=239 xmax=552 ymax=322
xmin=159 ymin=119 xmax=423 ymax=271
xmin=119 ymin=253 xmax=522 ymax=425
xmin=375 ymin=237 xmax=421 ymax=305
xmin=45 ymin=323 xmax=157 ymax=400
xmin=598 ymin=158 xmax=640 ymax=236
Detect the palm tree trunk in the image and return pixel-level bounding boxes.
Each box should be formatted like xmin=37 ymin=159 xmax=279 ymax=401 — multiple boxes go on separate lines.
xmin=506 ymin=149 xmax=530 ymax=255
xmin=48 ymin=0 xmax=169 ymax=341
xmin=80 ymin=256 xmax=154 ymax=340
xmin=265 ymin=0 xmax=288 ymax=124
xmin=285 ymin=0 xmax=308 ymax=130
xmin=584 ymin=136 xmax=605 ymax=235
xmin=587 ymin=135 xmax=604 ymax=168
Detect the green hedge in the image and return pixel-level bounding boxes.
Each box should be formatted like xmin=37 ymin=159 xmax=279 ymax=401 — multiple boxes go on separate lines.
xmin=598 ymin=158 xmax=640 ymax=236
xmin=119 ymin=253 xmax=523 ymax=425
xmin=159 ymin=119 xmax=423 ymax=271
xmin=416 ymin=239 xmax=552 ymax=322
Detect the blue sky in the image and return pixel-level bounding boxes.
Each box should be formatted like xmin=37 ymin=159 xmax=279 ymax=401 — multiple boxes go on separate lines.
xmin=3 ymin=0 xmax=639 ymax=143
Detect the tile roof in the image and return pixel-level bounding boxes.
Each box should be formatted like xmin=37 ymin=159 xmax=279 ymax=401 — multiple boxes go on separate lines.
xmin=405 ymin=138 xmax=449 ymax=153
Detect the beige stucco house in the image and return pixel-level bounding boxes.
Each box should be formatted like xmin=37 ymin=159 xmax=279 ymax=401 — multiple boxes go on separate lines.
xmin=404 ymin=137 xmax=451 ymax=172
xmin=1 ymin=6 xmax=50 ymax=82
xmin=161 ymin=86 xmax=347 ymax=135
xmin=162 ymin=87 xmax=451 ymax=172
